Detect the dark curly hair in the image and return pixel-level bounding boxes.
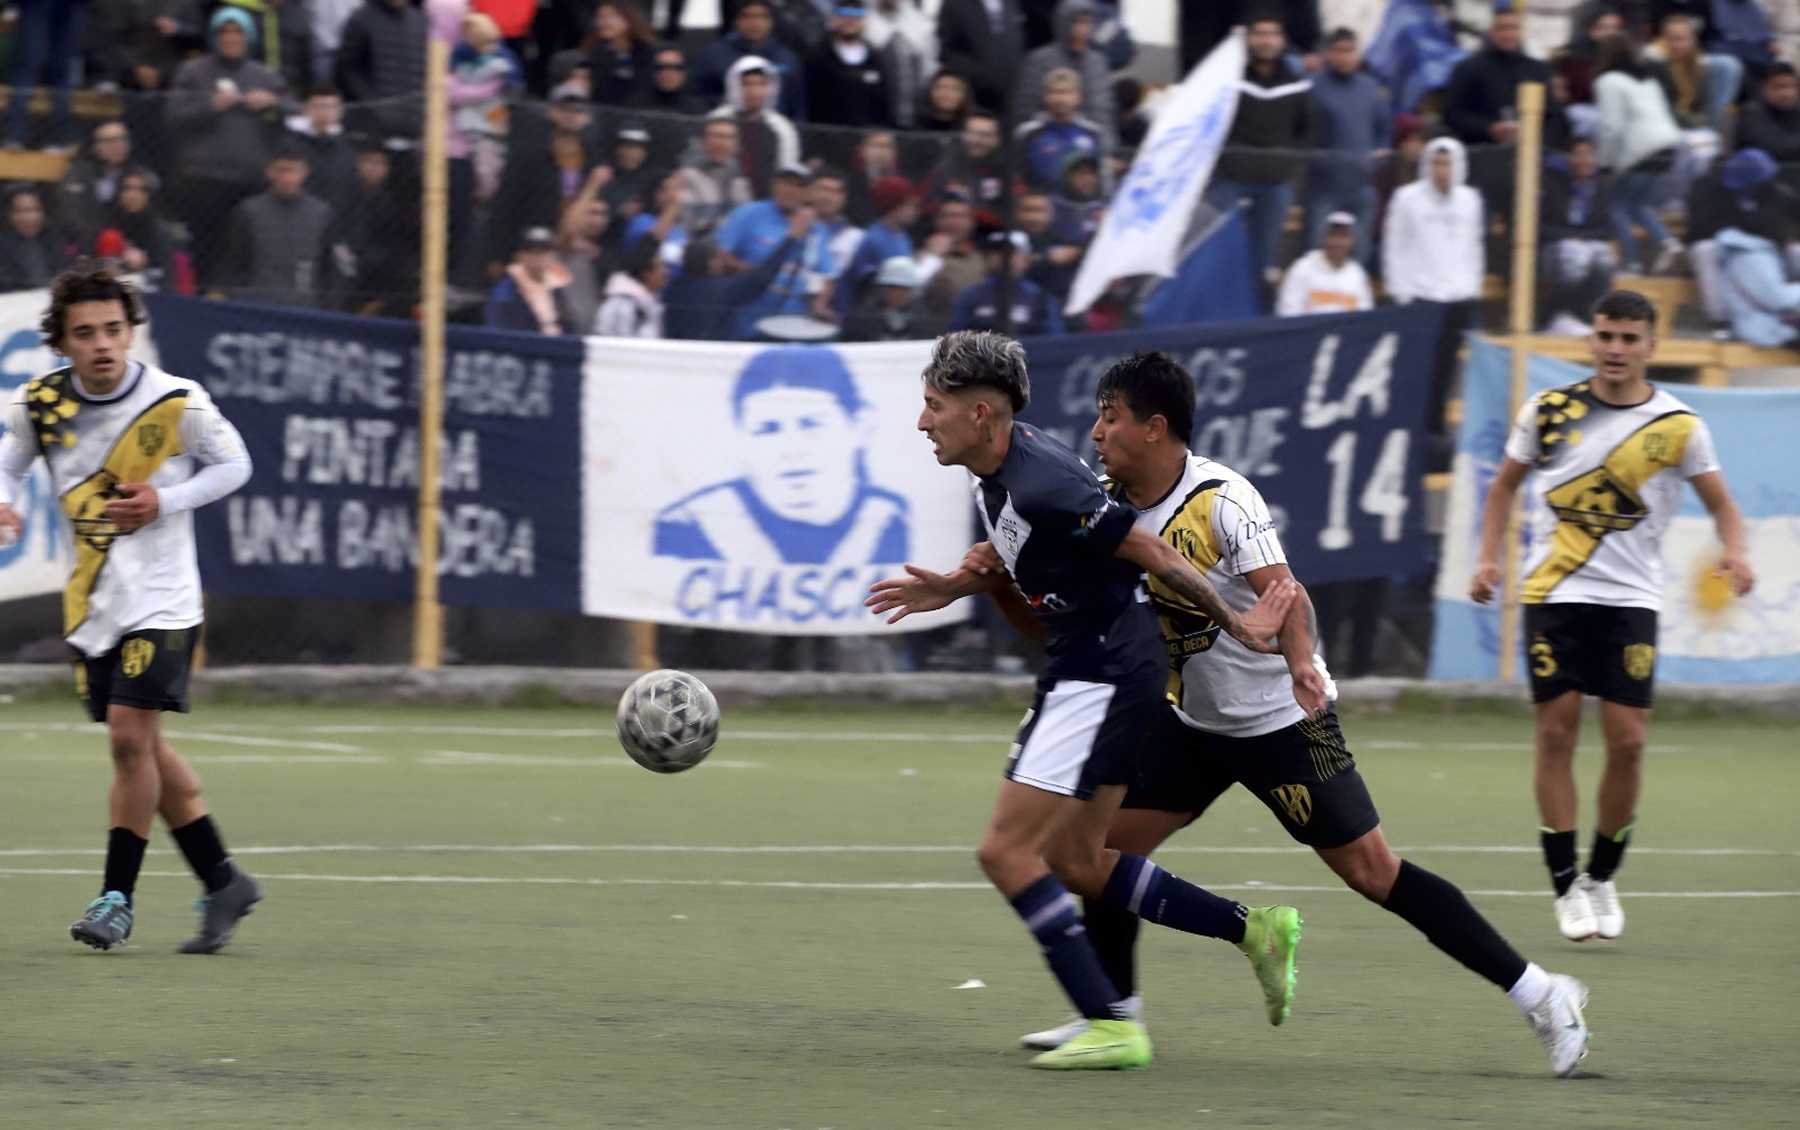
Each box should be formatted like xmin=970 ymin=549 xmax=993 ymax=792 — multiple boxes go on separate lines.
xmin=39 ymin=261 xmax=146 ymax=349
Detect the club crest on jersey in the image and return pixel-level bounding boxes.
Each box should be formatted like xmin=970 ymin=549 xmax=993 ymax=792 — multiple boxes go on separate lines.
xmin=137 ymin=422 xmax=166 ymax=457
xmin=1642 ymin=432 xmax=1669 ymax=464
xmin=120 ymin=638 xmax=156 ymax=679
xmin=1622 ymin=643 xmax=1656 ymax=680
xmin=1270 ymin=784 xmax=1313 ymax=827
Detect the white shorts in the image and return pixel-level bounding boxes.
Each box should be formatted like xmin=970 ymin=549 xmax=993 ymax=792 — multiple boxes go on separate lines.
xmin=1004 ymin=675 xmax=1160 ymax=800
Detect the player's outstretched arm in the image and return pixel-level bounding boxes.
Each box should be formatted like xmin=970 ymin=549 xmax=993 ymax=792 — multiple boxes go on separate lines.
xmin=1115 ymin=527 xmax=1296 ymax=653
xmin=961 ymin=540 xmax=1047 ymax=643
xmin=1248 ymin=563 xmax=1329 ymax=717
xmin=1690 ymin=470 xmax=1756 ymax=596
xmin=865 ymin=556 xmax=1004 ymax=624
xmin=1470 ymin=456 xmax=1531 ymax=604
xmin=0 ymin=392 xmax=38 ymax=545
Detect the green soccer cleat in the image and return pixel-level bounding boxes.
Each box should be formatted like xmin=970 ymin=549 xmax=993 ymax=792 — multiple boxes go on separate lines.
xmin=70 ymin=891 xmax=134 ymax=951
xmin=1027 ymin=1019 xmax=1152 ymax=1071
xmin=1238 ymin=905 xmax=1303 ymax=1026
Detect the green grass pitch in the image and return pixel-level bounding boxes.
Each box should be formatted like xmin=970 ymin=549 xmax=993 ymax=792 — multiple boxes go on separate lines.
xmin=1 ymin=698 xmax=1796 ymax=1128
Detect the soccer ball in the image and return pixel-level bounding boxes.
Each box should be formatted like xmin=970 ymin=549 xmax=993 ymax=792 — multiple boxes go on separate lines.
xmin=615 ymin=669 xmax=720 ymax=773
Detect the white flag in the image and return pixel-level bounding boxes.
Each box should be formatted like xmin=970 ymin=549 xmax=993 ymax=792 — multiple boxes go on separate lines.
xmin=1064 ymin=30 xmax=1246 ymax=315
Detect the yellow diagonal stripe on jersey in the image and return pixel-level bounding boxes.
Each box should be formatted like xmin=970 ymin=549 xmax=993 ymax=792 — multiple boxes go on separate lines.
xmin=61 ymin=391 xmax=189 ymax=636
xmin=1522 ymin=410 xmax=1697 ymax=604
xmin=1149 ymin=482 xmax=1227 ymax=702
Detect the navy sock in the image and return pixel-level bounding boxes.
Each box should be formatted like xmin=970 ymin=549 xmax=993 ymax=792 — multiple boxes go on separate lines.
xmin=1382 ymin=860 xmax=1528 ymax=990
xmin=1010 ymin=875 xmax=1125 ymax=1021
xmin=170 ymin=815 xmax=234 ymax=894
xmin=1081 ymin=896 xmax=1141 ymax=998
xmin=1101 ymin=853 xmax=1247 ymax=945
xmin=1587 ymin=822 xmax=1632 ymax=882
xmin=102 ymin=827 xmax=148 ymax=903
xmin=1540 ymin=828 xmax=1578 ymax=895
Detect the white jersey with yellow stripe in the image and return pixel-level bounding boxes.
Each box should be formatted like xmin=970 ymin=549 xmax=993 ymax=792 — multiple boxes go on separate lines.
xmin=1504 ymin=380 xmax=1719 ymax=611
xmin=1120 ymin=453 xmax=1306 ymax=738
xmin=0 ymin=361 xmax=252 ymax=657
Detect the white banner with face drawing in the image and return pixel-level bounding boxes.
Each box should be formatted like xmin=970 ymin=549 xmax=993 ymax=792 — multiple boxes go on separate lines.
xmin=580 ymin=338 xmax=975 ymax=633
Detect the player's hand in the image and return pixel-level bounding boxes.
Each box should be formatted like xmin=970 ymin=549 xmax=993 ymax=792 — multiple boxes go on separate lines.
xmin=104 ymin=483 xmax=160 ymax=532
xmin=0 ymin=503 xmax=21 ymax=547
xmin=1469 ymin=562 xmax=1502 ymax=605
xmin=1232 ymin=578 xmax=1298 ymax=653
xmin=1717 ymin=553 xmax=1755 ymax=597
xmin=865 ymin=565 xmax=964 ymax=624
xmin=960 ymin=540 xmax=1006 ymax=578
xmin=1291 ymin=662 xmax=1330 ymax=720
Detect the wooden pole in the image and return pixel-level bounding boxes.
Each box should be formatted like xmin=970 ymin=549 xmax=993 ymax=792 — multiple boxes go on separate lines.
xmin=413 ymin=37 xmax=450 ymax=670
xmin=1497 ymin=82 xmax=1546 ymax=682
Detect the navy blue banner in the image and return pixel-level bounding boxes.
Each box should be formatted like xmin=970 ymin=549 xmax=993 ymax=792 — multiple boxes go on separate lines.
xmin=143 ymin=296 xmax=583 ymax=610
xmin=1019 ymin=304 xmax=1447 ymax=584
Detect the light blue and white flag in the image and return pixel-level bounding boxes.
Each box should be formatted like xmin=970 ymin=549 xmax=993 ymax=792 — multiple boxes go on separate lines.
xmin=1064 ymin=29 xmax=1244 ymax=315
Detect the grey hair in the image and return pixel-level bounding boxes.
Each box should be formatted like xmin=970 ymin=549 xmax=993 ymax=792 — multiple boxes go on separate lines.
xmin=922 ymin=330 xmax=1030 ymax=413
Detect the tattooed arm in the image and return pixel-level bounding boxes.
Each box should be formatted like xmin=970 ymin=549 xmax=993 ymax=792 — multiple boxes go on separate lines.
xmin=1114 ymin=527 xmax=1297 ymax=654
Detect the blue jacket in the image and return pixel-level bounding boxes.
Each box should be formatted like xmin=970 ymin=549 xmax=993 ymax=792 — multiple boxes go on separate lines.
xmin=1714 ymin=227 xmax=1800 ymax=347
xmin=663 ymin=235 xmax=801 ymax=340
xmin=1308 ymin=68 xmax=1391 ymax=195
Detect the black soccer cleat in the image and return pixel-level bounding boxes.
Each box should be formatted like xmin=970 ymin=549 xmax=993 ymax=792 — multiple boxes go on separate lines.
xmin=70 ymin=891 xmax=134 ymax=950
xmin=178 ymin=868 xmax=263 ymax=954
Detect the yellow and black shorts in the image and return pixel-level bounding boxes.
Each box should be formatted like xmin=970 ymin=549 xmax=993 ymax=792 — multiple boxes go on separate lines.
xmin=1523 ymin=602 xmax=1658 ymax=709
xmin=74 ymin=627 xmax=198 ymax=724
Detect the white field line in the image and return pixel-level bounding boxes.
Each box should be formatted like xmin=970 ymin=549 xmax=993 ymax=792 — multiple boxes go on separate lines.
xmin=0 ymin=843 xmax=1792 ymax=858
xmin=420 ymin=750 xmax=766 ymax=769
xmin=0 ymin=866 xmax=1793 ymax=897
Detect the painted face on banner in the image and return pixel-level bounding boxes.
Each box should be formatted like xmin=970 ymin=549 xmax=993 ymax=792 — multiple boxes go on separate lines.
xmin=739 ymin=387 xmax=862 ymax=524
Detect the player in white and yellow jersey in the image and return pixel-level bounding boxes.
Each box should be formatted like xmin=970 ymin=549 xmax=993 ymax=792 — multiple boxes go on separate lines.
xmin=991 ymin=353 xmax=1590 ymax=1077
xmin=1472 ymin=289 xmax=1754 ymax=945
xmin=0 ymin=266 xmax=264 ymax=954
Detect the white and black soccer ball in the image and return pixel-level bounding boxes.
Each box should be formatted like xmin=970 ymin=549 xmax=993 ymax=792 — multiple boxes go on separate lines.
xmin=615 ymin=668 xmax=720 ymax=773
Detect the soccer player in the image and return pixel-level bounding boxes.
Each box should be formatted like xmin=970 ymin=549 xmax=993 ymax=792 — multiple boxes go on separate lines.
xmin=1472 ymin=289 xmax=1754 ymax=942
xmin=0 ymin=265 xmax=264 ymax=954
xmin=995 ymin=352 xmax=1591 ymax=1077
xmin=866 ymin=331 xmax=1302 ymax=1071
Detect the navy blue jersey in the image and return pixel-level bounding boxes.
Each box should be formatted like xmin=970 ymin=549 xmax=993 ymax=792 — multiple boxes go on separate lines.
xmin=974 ymin=423 xmax=1163 ymax=683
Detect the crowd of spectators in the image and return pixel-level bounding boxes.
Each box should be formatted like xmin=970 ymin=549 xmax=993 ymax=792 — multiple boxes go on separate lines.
xmin=2 ymin=0 xmax=1797 ymax=345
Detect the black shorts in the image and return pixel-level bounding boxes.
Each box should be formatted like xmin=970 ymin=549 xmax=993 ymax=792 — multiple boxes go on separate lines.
xmin=74 ymin=627 xmax=198 ymax=724
xmin=1523 ymin=602 xmax=1658 ymax=708
xmin=1005 ymin=671 xmax=1165 ymax=800
xmin=1124 ymin=706 xmax=1381 ymax=849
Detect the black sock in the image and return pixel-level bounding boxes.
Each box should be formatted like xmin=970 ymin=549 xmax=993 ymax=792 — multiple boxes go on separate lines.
xmin=1540 ymin=828 xmax=1578 ymax=896
xmin=1081 ymin=896 xmax=1141 ymax=998
xmin=1382 ymin=860 xmax=1528 ymax=990
xmin=170 ymin=815 xmax=234 ymax=893
xmin=102 ymin=827 xmax=148 ymax=903
xmin=1587 ymin=822 xmax=1633 ymax=882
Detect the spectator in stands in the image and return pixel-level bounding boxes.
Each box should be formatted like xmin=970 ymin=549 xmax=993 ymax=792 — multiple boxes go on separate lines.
xmin=718 ymin=59 xmax=803 ymax=198
xmin=1016 ymin=189 xmax=1081 ymax=306
xmin=335 ymin=0 xmax=428 ymax=138
xmin=1553 ymin=3 xmax=1627 ymax=134
xmin=950 ymin=229 xmax=1065 ymax=335
xmin=1051 ymin=150 xmax=1104 ymax=245
xmin=1538 ymin=139 xmax=1619 ymax=333
xmin=1015 ymin=69 xmax=1104 ymax=193
xmin=1014 ymin=1 xmax=1116 ymax=149
xmin=936 ymin=0 xmax=1024 ymax=116
xmin=810 ymin=168 xmax=864 ymax=287
xmin=594 ymin=235 xmax=669 ymax=336
xmin=94 ymin=169 xmax=178 ymax=290
xmin=923 ymin=110 xmax=1006 ymax=220
xmin=325 ymin=137 xmax=416 ymax=313
xmin=1708 ymin=0 xmax=1781 ymax=74
xmin=215 ymin=0 xmax=316 ymax=95
xmin=287 ymin=88 xmax=358 ymax=213
xmin=1306 ymin=28 xmax=1388 ymax=264
xmin=640 ymin=43 xmax=708 ymax=113
xmin=313 ymin=0 xmax=364 ymax=85
xmin=1651 ymin=13 xmax=1742 ymax=135
xmin=1114 ymin=77 xmax=1150 ymax=149
xmin=918 ymin=193 xmax=983 ymax=326
xmin=2 ymin=0 xmax=86 ymax=150
xmin=837 ymin=174 xmax=915 ymax=304
xmin=844 ymin=254 xmax=927 ymax=339
xmin=583 ymin=1 xmax=659 ymax=105
xmin=1276 ymin=212 xmax=1373 ymax=316
xmin=916 ymin=70 xmax=974 ymax=133
xmin=557 ymin=186 xmax=616 ymax=331
xmin=866 ymin=0 xmax=938 ymax=129
xmin=1738 ymin=63 xmax=1800 ymax=172
xmin=220 ymin=147 xmax=333 ymax=307
xmin=619 ymin=169 xmax=688 ymax=267
xmin=719 ymin=167 xmax=836 ymax=332
xmin=807 ymin=4 xmax=897 ymax=129
xmin=679 ymin=117 xmax=755 ymax=235
xmin=486 ymin=226 xmax=578 ymax=333
xmin=1206 ymin=9 xmax=1313 ymax=285
xmin=1383 ymin=137 xmax=1483 ymax=304
xmin=662 ymin=211 xmax=814 ymax=340
xmin=168 ymin=10 xmax=292 ymax=286
xmin=486 ymin=95 xmax=605 ymax=273
xmin=0 ymin=187 xmax=69 ymax=291
xmin=602 ymin=125 xmax=659 ymax=222
xmin=846 ymin=131 xmax=906 ymax=221
xmin=1442 ymin=6 xmax=1566 ymax=224
xmin=448 ymin=12 xmax=522 ymax=208
xmin=1373 ymin=111 xmax=1426 ymax=239
xmin=696 ymin=1 xmax=807 ymax=120
xmin=1713 ymin=149 xmax=1800 ymax=346
xmin=57 ymin=122 xmax=137 ymax=247
xmin=86 ymin=2 xmax=202 ymax=97
xmin=1594 ymin=34 xmax=1686 ymax=273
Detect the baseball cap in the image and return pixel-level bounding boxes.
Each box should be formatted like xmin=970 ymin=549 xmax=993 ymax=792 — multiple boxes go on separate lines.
xmin=520 ymin=226 xmax=555 ymax=250
xmin=775 ymin=162 xmax=813 ymax=182
xmin=617 ymin=126 xmax=651 ymax=145
xmin=983 ymin=229 xmax=1031 ymax=254
xmin=1325 ymin=211 xmax=1357 ymax=229
xmin=550 ymin=82 xmax=588 ymax=106
xmin=875 ymin=256 xmax=918 ymax=287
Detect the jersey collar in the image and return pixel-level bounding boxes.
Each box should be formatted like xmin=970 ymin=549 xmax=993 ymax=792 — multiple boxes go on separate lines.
xmin=70 ymin=361 xmax=144 ymax=404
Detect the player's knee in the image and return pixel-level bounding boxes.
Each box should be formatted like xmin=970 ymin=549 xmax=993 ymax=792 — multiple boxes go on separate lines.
xmin=107 ymin=729 xmax=155 ymax=769
xmin=1341 ymin=852 xmax=1399 ymax=902
xmin=1535 ymin=725 xmax=1578 ymax=762
xmin=1604 ymin=733 xmax=1644 ymax=768
xmin=975 ymin=833 xmax=1024 ymax=885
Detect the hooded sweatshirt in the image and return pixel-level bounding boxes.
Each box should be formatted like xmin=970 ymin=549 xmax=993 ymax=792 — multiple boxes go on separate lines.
xmin=167 ymin=11 xmax=290 ymax=184
xmin=696 ymin=28 xmax=806 ymax=119
xmin=718 ymin=56 xmax=801 ymax=197
xmin=593 ymin=270 xmax=666 ymax=338
xmin=1714 ymin=226 xmax=1800 ymax=346
xmin=1382 ymin=137 xmax=1485 ymax=302
xmin=1013 ymin=1 xmax=1116 ymax=147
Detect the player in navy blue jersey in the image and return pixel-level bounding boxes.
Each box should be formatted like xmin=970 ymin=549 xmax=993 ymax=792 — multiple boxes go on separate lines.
xmin=867 ymin=331 xmax=1301 ymax=1070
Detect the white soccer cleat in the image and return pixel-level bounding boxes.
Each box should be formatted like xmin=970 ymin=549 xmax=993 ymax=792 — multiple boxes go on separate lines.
xmin=1580 ymin=875 xmax=1624 ymax=939
xmin=1553 ymin=884 xmax=1598 ymax=942
xmin=1019 ymin=995 xmax=1142 ymax=1050
xmin=1524 ymin=973 xmax=1591 ymax=1077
